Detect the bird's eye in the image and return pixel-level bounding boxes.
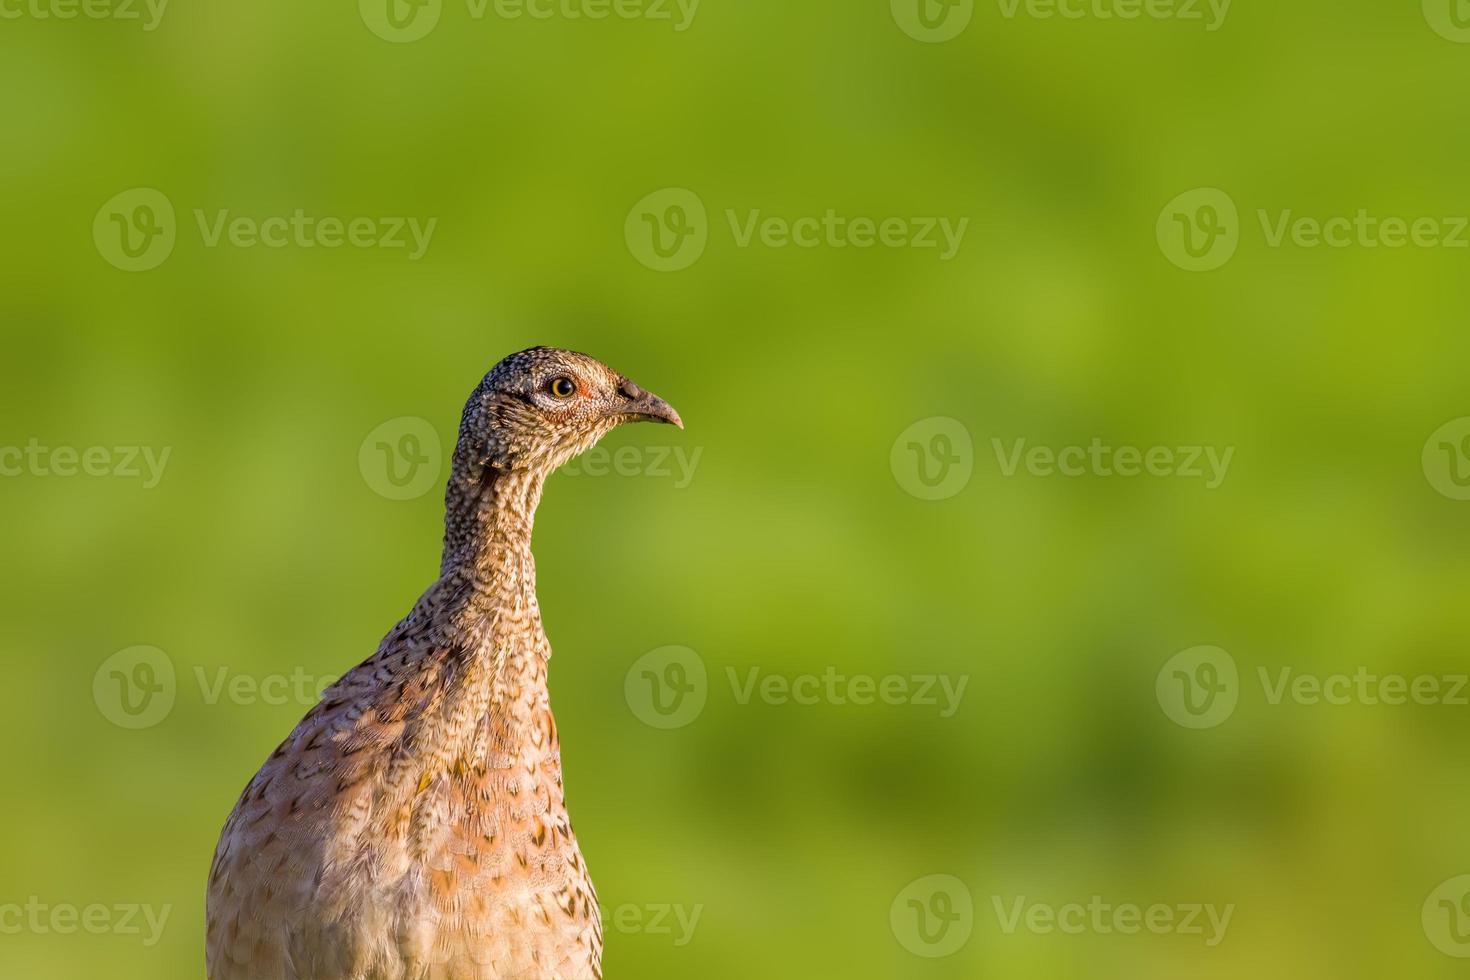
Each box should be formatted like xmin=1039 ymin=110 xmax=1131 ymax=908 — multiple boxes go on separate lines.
xmin=548 ymin=377 xmax=577 ymax=399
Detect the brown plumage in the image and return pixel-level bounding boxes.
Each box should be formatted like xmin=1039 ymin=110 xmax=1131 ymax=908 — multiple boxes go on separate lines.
xmin=206 ymin=348 xmax=682 ymax=980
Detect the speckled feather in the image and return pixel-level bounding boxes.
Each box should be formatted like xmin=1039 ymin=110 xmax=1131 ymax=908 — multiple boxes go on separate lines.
xmin=206 ymin=348 xmax=681 ymax=980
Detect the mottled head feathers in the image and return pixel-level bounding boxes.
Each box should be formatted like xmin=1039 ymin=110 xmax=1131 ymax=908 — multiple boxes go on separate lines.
xmin=459 ymin=346 xmax=681 ymax=476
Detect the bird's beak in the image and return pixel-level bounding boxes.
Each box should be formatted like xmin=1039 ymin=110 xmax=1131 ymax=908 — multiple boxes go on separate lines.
xmin=616 ymin=380 xmax=683 ymax=429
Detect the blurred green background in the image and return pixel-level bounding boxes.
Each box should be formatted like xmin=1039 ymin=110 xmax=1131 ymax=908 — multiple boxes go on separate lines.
xmin=4 ymin=0 xmax=1470 ymax=977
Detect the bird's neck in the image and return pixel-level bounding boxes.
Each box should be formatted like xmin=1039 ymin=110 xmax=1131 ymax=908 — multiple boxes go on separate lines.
xmin=439 ymin=452 xmax=548 ymax=580
xmin=399 ymin=458 xmax=561 ymax=772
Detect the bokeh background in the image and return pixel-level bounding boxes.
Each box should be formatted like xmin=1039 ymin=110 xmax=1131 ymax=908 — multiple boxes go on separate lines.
xmin=4 ymin=0 xmax=1470 ymax=977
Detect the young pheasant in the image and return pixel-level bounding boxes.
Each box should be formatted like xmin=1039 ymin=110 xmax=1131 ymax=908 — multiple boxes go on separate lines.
xmin=206 ymin=347 xmax=682 ymax=980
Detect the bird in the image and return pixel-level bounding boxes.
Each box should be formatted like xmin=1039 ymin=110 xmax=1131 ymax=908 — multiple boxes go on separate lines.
xmin=205 ymin=347 xmax=683 ymax=980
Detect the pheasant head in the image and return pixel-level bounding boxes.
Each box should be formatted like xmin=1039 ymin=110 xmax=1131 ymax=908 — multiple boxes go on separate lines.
xmin=442 ymin=347 xmax=682 ymax=573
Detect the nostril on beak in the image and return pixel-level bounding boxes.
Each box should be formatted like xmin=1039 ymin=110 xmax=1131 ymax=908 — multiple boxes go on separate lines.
xmin=613 ymin=377 xmax=682 ymax=428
